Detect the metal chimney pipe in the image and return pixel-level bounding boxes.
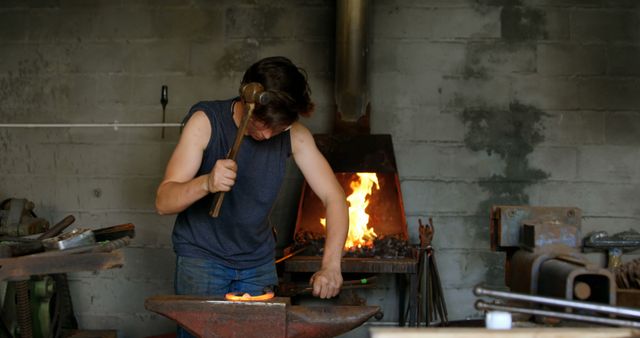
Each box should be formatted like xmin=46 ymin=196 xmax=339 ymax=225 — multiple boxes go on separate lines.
xmin=335 ymin=0 xmax=369 ymax=129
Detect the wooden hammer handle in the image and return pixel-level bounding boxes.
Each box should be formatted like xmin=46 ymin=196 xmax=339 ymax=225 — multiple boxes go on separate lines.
xmin=209 ymin=102 xmax=255 ymax=217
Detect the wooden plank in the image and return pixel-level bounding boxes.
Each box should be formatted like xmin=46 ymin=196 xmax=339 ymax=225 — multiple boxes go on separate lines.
xmin=0 ymin=251 xmax=124 ymax=281
xmin=369 ymin=328 xmax=639 ymax=338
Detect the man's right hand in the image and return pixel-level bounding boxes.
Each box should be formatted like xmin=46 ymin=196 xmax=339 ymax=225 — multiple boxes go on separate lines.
xmin=207 ymin=159 xmax=237 ymax=193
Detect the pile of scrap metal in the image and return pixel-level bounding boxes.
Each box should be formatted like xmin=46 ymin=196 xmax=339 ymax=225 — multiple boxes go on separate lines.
xmin=482 ymin=205 xmax=640 ymax=327
xmin=0 ymin=198 xmax=134 ymax=338
xmin=583 ymin=229 xmax=640 ymax=288
xmin=614 ymin=258 xmax=640 ymax=290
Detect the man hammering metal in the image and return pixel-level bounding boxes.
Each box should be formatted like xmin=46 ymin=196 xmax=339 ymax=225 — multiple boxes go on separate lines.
xmin=154 ymin=56 xmax=349 ymax=337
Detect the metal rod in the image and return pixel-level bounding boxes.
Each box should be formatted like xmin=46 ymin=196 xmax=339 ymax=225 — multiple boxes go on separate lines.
xmin=275 ymin=245 xmax=309 ymax=264
xmin=474 ymin=286 xmax=640 ymax=319
xmin=0 ymin=123 xmax=183 ymax=128
xmin=476 ymin=300 xmax=640 ymax=328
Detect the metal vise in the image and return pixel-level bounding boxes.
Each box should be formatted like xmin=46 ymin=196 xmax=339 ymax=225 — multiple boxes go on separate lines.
xmin=490 ymin=205 xmax=616 ymax=305
xmin=0 ymin=198 xmax=49 ymax=236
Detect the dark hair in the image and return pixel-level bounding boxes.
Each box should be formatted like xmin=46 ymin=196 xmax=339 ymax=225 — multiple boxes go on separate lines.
xmin=241 ymin=56 xmax=314 ymax=128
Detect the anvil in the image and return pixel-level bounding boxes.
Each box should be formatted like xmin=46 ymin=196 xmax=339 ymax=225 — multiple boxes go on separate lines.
xmin=145 ymin=295 xmax=380 ymax=338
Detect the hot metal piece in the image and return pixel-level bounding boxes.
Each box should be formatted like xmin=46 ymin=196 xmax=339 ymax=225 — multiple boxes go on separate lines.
xmin=145 ymin=295 xmax=380 ymax=338
xmin=224 ymin=291 xmax=275 ymax=301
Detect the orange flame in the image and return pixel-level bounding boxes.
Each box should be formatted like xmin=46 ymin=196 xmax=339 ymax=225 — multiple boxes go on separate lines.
xmin=321 ymin=173 xmax=379 ymax=250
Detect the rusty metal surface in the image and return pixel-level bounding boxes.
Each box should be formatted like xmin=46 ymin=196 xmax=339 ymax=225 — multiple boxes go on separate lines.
xmin=284 ymin=256 xmax=417 ymax=274
xmin=509 ymin=250 xmax=549 ymax=293
xmin=509 ymin=249 xmax=617 ymax=306
xmin=145 ymin=295 xmax=380 ymax=338
xmin=0 ymin=238 xmax=129 ymax=281
xmin=287 ymin=304 xmax=380 ymax=338
xmin=522 ymin=222 xmax=580 ymax=251
xmin=538 ymin=257 xmax=616 ymax=305
xmin=617 ymin=289 xmax=640 ymax=308
xmin=490 ymin=206 xmax=581 ymax=251
xmin=146 ymin=295 xmax=288 ymax=338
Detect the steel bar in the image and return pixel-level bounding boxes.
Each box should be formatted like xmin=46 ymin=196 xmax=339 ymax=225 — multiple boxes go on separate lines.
xmin=476 ymin=300 xmax=640 ymax=328
xmin=275 ymin=245 xmax=309 ymax=264
xmin=474 ymin=286 xmax=640 ymax=319
xmin=431 ymin=251 xmax=448 ymax=324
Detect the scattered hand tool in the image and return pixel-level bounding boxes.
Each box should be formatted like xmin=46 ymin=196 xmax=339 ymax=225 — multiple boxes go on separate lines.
xmin=0 ymin=215 xmax=76 ymax=258
xmin=277 ymin=277 xmax=378 ymax=297
xmin=209 ymin=82 xmax=271 ymax=217
xmin=37 ymin=215 xmax=75 ymax=241
xmin=93 ymin=223 xmax=135 ymax=242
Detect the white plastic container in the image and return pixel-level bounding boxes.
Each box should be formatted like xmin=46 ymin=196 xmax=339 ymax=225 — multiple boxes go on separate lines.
xmin=485 ymin=311 xmax=512 ymax=330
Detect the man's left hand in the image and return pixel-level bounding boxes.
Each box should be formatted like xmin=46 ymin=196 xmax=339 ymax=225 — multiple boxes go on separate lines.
xmin=309 ymin=267 xmax=343 ymax=299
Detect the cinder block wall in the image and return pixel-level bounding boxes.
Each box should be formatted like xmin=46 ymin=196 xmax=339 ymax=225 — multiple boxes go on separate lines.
xmin=0 ymin=0 xmax=638 ymax=337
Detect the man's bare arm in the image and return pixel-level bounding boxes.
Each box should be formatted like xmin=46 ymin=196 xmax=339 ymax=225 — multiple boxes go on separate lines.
xmin=291 ymin=123 xmax=348 ymax=298
xmin=155 ymin=111 xmax=237 ymax=215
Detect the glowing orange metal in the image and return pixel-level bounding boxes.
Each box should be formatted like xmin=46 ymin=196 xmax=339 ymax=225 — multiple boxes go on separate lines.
xmin=224 ymin=291 xmax=275 ymax=301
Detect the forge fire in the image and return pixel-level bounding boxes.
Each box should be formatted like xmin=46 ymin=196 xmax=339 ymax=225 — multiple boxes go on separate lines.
xmin=294 ymin=172 xmax=410 ymax=258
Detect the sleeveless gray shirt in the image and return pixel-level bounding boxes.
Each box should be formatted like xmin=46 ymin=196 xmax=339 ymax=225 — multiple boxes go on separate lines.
xmin=172 ymin=99 xmax=291 ymax=269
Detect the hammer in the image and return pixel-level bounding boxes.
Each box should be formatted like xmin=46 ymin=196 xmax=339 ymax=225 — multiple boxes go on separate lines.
xmin=209 ymin=82 xmax=270 ymax=217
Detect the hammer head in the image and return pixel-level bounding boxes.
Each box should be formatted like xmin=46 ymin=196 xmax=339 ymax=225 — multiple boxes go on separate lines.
xmin=240 ymin=82 xmax=271 ymax=105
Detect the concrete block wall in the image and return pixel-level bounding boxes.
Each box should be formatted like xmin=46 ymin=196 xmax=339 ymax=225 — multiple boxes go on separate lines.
xmin=0 ymin=0 xmax=638 ymax=337
xmin=370 ymin=0 xmax=640 ymax=326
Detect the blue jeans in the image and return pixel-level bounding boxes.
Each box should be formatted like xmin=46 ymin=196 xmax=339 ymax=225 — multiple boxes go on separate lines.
xmin=174 ymin=256 xmax=278 ymax=338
